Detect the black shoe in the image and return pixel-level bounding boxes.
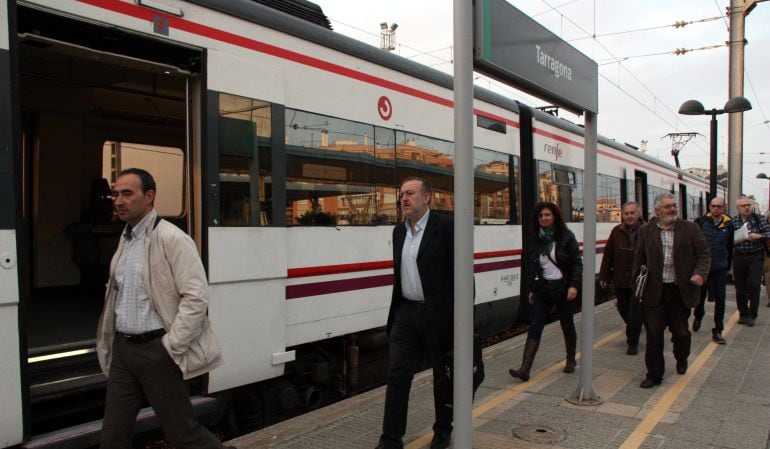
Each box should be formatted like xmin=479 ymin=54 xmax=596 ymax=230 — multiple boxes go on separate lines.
xmin=766 ymin=302 xmax=770 ymax=308
xmin=738 ymin=316 xmax=747 ymax=325
xmin=712 ymin=332 xmax=726 ymax=345
xmin=640 ymin=377 xmax=661 ymax=388
xmin=692 ymin=319 xmax=701 ymax=332
xmin=676 ymin=360 xmax=688 ymax=375
xmin=746 ymin=318 xmax=756 ymax=327
xmin=430 ymin=431 xmax=451 ymax=449
xmin=627 ymin=345 xmax=638 ymax=355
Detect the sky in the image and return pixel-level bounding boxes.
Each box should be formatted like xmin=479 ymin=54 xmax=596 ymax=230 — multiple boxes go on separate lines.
xmin=313 ymin=0 xmax=770 ymax=211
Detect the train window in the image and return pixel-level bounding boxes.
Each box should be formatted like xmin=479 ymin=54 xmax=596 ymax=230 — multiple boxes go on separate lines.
xmin=102 ymin=141 xmax=184 ymax=217
xmin=474 ymin=148 xmax=512 ymax=224
xmin=476 ymin=115 xmax=506 ymax=134
xmin=687 ymin=193 xmax=701 ymax=219
xmin=218 ymin=93 xmax=272 ymax=226
xmin=537 ymin=161 xmax=584 ymax=222
xmin=286 ymin=109 xmax=388 ymax=225
xmin=597 ymin=174 xmax=622 ymax=223
xmin=395 ymin=131 xmax=455 ymax=216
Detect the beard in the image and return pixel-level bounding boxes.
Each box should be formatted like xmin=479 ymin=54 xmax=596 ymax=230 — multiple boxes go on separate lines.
xmin=659 ymin=213 xmax=677 ymax=226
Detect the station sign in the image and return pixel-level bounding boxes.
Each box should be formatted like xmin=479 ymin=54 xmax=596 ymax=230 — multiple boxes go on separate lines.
xmin=474 ymin=0 xmax=598 ymax=114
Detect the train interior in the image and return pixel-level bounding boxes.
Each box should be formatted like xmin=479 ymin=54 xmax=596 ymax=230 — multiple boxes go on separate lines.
xmin=17 ymin=6 xmax=199 ymax=433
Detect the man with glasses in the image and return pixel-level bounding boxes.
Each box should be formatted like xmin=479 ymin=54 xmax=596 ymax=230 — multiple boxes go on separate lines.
xmin=600 ymin=201 xmax=645 ymax=355
xmin=693 ymin=198 xmax=733 ymax=344
xmin=633 ymin=193 xmax=710 ymax=388
xmin=732 ymin=196 xmax=770 ymax=326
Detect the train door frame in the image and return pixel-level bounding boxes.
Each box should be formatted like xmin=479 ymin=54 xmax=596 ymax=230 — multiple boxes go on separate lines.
xmin=12 ymin=4 xmax=204 ymax=441
xmin=635 ymin=170 xmax=649 ymax=220
xmin=0 ymin=0 xmax=25 ymax=445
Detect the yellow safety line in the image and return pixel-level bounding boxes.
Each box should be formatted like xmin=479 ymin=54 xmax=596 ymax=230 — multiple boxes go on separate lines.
xmin=619 ymin=310 xmax=739 ymax=449
xmin=405 ymin=327 xmax=625 ymax=449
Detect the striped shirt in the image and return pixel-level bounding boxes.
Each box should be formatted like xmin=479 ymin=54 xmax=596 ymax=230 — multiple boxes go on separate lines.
xmin=658 ymin=222 xmax=677 ymax=283
xmin=732 ymin=213 xmax=770 ymax=254
xmin=114 ymin=209 xmax=165 ymax=334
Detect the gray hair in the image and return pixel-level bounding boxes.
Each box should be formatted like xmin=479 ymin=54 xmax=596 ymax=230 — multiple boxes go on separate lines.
xmin=653 ymin=192 xmax=675 ymax=210
xmin=622 ymin=201 xmax=640 ymax=212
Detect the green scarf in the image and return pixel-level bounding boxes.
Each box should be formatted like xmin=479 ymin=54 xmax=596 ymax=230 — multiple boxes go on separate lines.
xmin=538 ymin=227 xmax=555 ymax=255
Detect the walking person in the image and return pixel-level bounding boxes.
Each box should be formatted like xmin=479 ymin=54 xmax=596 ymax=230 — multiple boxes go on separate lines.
xmin=599 ymin=201 xmax=644 ymax=355
xmin=731 ymin=196 xmax=770 ymax=326
xmin=97 ymin=168 xmax=233 ymax=449
xmin=692 ymin=197 xmax=733 ymax=344
xmin=633 ymin=193 xmax=710 ymax=388
xmin=509 ymin=202 xmax=582 ymax=382
xmin=375 ymin=177 xmax=455 ymax=449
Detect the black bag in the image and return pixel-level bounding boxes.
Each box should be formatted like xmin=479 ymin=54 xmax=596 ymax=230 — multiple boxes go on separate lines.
xmin=435 ymin=333 xmax=485 ymax=407
xmin=634 ymin=265 xmax=649 ymax=301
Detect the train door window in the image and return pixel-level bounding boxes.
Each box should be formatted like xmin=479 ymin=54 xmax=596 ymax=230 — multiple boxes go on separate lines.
xmin=102 ymin=142 xmax=184 ymax=217
xmin=687 ymin=193 xmax=701 ymax=219
xmin=647 ymin=185 xmax=671 ymax=219
xmin=285 ymin=109 xmax=380 ymax=225
xmin=537 ymin=161 xmax=584 ymax=222
xmin=394 ymin=131 xmax=455 ymax=216
xmin=474 ymin=147 xmax=511 ymax=224
xmin=597 ymin=174 xmax=622 ymax=222
xmin=218 ymin=93 xmax=272 ymax=226
xmin=679 ymin=185 xmax=688 ymax=219
xmin=634 ymin=171 xmax=648 ymax=219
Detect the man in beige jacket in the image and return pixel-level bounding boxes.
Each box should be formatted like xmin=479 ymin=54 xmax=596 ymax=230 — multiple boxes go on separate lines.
xmin=97 ymin=168 xmax=232 ymax=449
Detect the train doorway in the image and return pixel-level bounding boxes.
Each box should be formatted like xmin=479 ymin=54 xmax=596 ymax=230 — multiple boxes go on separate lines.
xmin=16 ymin=5 xmax=200 ymax=435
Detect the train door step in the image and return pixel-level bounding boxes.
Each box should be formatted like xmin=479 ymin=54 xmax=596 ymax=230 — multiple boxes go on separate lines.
xmin=20 ymin=395 xmax=220 ymax=449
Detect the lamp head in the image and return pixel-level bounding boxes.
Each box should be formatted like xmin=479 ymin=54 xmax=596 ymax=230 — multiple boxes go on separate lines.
xmin=380 ymin=22 xmax=388 ymax=30
xmin=757 ymin=173 xmax=769 ymax=180
xmin=678 ymin=100 xmax=705 ymax=115
xmin=724 ymin=96 xmax=752 ymax=113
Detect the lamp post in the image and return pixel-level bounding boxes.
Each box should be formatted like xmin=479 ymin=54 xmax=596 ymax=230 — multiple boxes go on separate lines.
xmin=757 ymin=173 xmax=770 ymax=214
xmin=678 ymin=96 xmax=752 ymax=203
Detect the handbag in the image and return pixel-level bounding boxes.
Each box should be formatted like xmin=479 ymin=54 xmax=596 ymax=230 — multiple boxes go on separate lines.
xmin=634 ymin=265 xmax=649 ymax=300
xmin=435 ymin=333 xmax=485 ymax=407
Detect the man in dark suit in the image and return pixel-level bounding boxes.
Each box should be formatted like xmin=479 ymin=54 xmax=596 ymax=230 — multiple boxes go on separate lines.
xmin=633 ymin=193 xmax=710 ymax=389
xmin=375 ymin=177 xmax=454 ymax=449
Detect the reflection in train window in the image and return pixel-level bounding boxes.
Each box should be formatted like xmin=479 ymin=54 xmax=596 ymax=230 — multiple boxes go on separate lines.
xmin=395 ymin=131 xmax=455 ymax=216
xmin=474 ymin=147 xmax=514 ymax=224
xmin=597 ymin=174 xmax=622 ymax=223
xmin=218 ymin=93 xmax=272 ymax=226
xmin=285 ymin=109 xmax=394 ymax=225
xmin=537 ymin=161 xmax=584 ymax=222
xmin=102 ymin=141 xmax=184 ymax=217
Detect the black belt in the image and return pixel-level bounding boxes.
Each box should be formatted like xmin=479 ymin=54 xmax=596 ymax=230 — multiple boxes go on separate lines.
xmin=119 ymin=328 xmax=165 ymax=343
xmin=541 ymin=278 xmax=565 ymax=284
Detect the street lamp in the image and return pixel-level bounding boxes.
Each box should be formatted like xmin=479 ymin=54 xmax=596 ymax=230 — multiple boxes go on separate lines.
xmin=678 ymin=96 xmax=752 ymax=202
xmin=757 ymin=173 xmax=770 ymax=214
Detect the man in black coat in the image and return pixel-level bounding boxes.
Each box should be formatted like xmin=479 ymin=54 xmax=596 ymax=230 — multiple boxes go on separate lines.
xmin=375 ymin=177 xmax=454 ymax=449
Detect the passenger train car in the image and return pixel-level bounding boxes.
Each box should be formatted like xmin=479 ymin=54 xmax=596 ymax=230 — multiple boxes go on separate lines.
xmin=0 ymin=1 xmax=720 ymax=447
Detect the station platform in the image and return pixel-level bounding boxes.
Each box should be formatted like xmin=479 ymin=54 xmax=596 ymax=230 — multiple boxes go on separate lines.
xmin=228 ymin=287 xmax=770 ymax=449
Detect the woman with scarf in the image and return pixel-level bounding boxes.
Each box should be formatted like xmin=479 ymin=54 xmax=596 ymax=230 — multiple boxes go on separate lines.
xmin=509 ymin=202 xmax=583 ymax=382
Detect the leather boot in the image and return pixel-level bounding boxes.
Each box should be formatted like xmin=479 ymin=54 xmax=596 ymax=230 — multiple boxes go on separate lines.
xmin=509 ymin=338 xmax=540 ymax=382
xmin=563 ymin=333 xmax=577 ymax=373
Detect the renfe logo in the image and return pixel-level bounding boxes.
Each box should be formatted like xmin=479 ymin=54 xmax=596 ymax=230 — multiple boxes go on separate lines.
xmin=378 ymin=96 xmax=392 ymax=121
xmin=543 ymin=142 xmax=563 ymax=161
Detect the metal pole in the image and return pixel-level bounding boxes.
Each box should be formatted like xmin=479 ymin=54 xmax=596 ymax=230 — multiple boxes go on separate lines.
xmin=727 ymin=0 xmax=745 ymax=210
xmin=568 ymin=111 xmax=602 ymax=405
xmin=709 ymin=111 xmax=718 ymax=203
xmin=452 ymin=0 xmax=474 ymax=447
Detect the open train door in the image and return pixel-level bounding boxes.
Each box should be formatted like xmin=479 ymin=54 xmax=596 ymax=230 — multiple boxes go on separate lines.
xmin=0 ymin=1 xmax=25 ymax=446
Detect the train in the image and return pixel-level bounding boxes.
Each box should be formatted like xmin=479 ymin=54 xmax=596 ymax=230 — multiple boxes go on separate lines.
xmin=0 ymin=0 xmax=722 ymax=447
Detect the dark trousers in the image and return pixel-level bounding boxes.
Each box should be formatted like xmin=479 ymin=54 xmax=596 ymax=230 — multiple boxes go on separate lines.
xmin=615 ymin=287 xmax=643 ymax=347
xmin=733 ymin=251 xmax=764 ymax=319
xmin=528 ymin=280 xmax=576 ymax=342
xmin=642 ymin=284 xmax=691 ymax=381
xmin=379 ymin=301 xmax=451 ymax=449
xmin=100 ymin=334 xmax=226 ymax=449
xmin=694 ymin=269 xmax=727 ymax=332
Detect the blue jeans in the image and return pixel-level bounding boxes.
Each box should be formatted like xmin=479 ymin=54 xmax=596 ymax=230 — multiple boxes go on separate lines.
xmin=528 ymin=279 xmax=576 ymax=342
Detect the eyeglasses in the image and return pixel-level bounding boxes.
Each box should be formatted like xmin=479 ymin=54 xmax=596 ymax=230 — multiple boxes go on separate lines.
xmin=661 ymin=204 xmax=678 ymax=209
xmin=709 ymin=204 xmax=724 ymax=208
xmin=738 ymin=204 xmax=751 ymax=208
